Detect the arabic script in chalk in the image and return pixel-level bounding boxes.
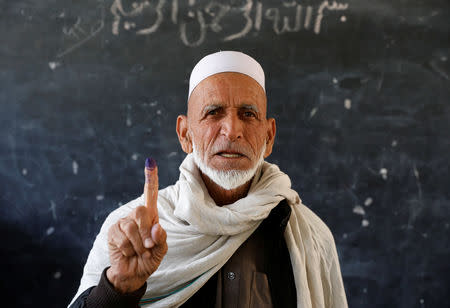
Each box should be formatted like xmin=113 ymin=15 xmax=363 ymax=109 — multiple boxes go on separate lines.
xmin=110 ymin=0 xmax=349 ymax=47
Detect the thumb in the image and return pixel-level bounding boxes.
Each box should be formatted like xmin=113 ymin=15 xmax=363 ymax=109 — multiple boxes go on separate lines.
xmin=149 ymin=223 xmax=168 ymax=262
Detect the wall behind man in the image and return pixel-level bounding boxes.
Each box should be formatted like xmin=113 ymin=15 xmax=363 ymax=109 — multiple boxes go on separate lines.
xmin=1 ymin=0 xmax=449 ymax=307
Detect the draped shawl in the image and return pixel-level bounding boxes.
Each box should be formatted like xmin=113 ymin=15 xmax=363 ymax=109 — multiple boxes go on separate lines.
xmin=69 ymin=154 xmax=348 ymax=308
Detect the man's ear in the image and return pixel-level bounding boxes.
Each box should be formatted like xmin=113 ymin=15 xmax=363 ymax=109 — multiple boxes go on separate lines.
xmin=264 ymin=118 xmax=276 ymax=158
xmin=176 ymin=115 xmax=193 ymax=154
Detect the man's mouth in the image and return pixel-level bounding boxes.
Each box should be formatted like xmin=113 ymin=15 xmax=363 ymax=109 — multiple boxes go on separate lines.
xmin=217 ymin=152 xmax=244 ymax=158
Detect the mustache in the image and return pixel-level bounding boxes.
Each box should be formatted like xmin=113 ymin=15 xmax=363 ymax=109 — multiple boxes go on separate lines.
xmin=211 ymin=142 xmax=252 ymax=157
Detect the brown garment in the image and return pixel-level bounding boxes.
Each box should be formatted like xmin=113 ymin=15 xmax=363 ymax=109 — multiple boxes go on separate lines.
xmin=183 ymin=199 xmax=297 ymax=308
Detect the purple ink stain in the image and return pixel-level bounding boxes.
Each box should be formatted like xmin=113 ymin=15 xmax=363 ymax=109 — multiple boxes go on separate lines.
xmin=145 ymin=157 xmax=156 ymax=170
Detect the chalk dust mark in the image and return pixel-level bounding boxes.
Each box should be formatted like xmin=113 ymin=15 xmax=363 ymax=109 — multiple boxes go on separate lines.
xmin=48 ymin=62 xmax=61 ymax=70
xmin=344 ymin=98 xmax=351 ymax=109
xmin=46 ymin=226 xmax=55 ymax=236
xmin=72 ymin=160 xmax=79 ymax=174
xmin=379 ymin=168 xmax=388 ymax=180
xmin=49 ymin=200 xmax=57 ymax=220
xmin=353 ymin=205 xmax=365 ymax=216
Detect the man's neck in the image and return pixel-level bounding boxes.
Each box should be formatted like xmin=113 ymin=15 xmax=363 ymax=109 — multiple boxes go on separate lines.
xmin=200 ymin=172 xmax=252 ymax=206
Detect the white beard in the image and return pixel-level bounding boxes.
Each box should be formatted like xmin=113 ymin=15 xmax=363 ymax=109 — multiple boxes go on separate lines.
xmin=192 ymin=143 xmax=266 ymax=190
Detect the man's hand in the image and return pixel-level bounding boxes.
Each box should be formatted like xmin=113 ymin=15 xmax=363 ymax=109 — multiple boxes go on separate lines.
xmin=106 ymin=158 xmax=167 ymax=293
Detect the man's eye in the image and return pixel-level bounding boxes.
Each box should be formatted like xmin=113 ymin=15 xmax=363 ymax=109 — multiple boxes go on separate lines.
xmin=207 ymin=109 xmax=218 ymax=115
xmin=244 ymin=111 xmax=256 ymax=117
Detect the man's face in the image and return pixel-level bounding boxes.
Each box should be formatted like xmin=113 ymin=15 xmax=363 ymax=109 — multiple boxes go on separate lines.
xmin=178 ymin=72 xmax=276 ymax=176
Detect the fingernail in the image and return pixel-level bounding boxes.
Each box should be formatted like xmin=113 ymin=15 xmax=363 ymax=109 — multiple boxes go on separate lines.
xmin=144 ymin=238 xmax=154 ymax=248
xmin=145 ymin=157 xmax=156 ymax=170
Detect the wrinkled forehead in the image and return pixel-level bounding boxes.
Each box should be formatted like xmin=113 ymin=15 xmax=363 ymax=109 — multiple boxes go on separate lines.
xmin=188 ymin=72 xmax=267 ymax=113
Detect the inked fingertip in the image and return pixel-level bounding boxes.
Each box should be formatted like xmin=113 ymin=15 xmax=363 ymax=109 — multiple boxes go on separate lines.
xmin=145 ymin=157 xmax=156 ymax=170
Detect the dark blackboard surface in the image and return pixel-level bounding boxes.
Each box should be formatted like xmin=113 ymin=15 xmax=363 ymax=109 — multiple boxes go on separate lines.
xmin=1 ymin=0 xmax=449 ymax=307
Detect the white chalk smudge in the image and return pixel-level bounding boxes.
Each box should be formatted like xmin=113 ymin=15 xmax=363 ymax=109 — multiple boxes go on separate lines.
xmin=156 ymin=109 xmax=162 ymax=115
xmin=118 ymin=201 xmax=123 ymax=206
xmin=54 ymin=271 xmax=62 ymax=279
xmin=49 ymin=200 xmax=57 ymax=220
xmin=364 ymin=197 xmax=373 ymax=207
xmin=391 ymin=140 xmax=398 ymax=147
xmin=342 ymin=233 xmax=348 ymax=239
xmin=340 ymin=15 xmax=347 ymax=22
xmin=22 ymin=168 xmax=28 ymax=175
xmin=72 ymin=160 xmax=79 ymax=175
xmin=419 ymin=299 xmax=424 ymax=304
xmin=361 ymin=219 xmax=369 ymax=227
xmin=344 ymin=98 xmax=352 ymax=109
xmin=363 ymin=288 xmax=367 ymax=293
xmin=413 ymin=166 xmax=420 ymax=179
xmin=310 ymin=107 xmax=318 ymax=118
xmin=124 ymin=21 xmax=136 ymax=30
xmin=48 ymin=62 xmax=61 ymax=70
xmin=379 ymin=168 xmax=388 ymax=180
xmin=168 ymin=152 xmax=177 ymax=158
xmin=46 ymin=226 xmax=55 ymax=236
xmin=353 ymin=205 xmax=365 ymax=216
xmin=332 ymin=78 xmax=338 ymax=84
xmin=96 ymin=195 xmax=104 ymax=201
xmin=131 ymin=153 xmax=139 ymax=160
xmin=150 ymin=101 xmax=158 ymax=107
xmin=126 ymin=116 xmax=132 ymax=127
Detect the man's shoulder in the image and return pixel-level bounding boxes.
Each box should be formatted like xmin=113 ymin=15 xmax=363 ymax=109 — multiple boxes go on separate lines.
xmin=292 ymin=202 xmax=337 ymax=248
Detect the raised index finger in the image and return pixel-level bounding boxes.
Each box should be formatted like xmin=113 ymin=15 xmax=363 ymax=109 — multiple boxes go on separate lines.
xmin=144 ymin=157 xmax=159 ymax=224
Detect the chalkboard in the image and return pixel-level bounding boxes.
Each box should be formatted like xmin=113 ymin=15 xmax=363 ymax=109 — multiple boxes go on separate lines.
xmin=1 ymin=0 xmax=449 ymax=307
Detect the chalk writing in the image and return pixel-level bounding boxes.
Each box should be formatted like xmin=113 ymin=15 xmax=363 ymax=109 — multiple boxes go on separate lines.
xmin=110 ymin=0 xmax=349 ymax=46
xmin=314 ymin=0 xmax=348 ymax=34
xmin=55 ymin=0 xmax=348 ymax=56
xmin=56 ymin=0 xmax=105 ymax=58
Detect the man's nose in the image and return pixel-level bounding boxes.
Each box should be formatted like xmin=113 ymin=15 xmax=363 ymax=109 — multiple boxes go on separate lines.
xmin=220 ymin=113 xmax=243 ymax=141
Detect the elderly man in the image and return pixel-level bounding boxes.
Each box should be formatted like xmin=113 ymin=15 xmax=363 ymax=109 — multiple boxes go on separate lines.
xmin=69 ymin=51 xmax=348 ymax=308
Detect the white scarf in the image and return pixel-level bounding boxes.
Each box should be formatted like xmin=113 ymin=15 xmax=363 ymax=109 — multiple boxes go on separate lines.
xmin=70 ymin=154 xmax=348 ymax=308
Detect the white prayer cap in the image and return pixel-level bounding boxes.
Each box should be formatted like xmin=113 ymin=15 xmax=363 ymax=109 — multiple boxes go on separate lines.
xmin=188 ymin=51 xmax=265 ymax=99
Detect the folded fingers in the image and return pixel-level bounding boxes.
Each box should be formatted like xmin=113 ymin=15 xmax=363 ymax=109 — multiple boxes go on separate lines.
xmin=108 ymin=218 xmax=146 ymax=257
